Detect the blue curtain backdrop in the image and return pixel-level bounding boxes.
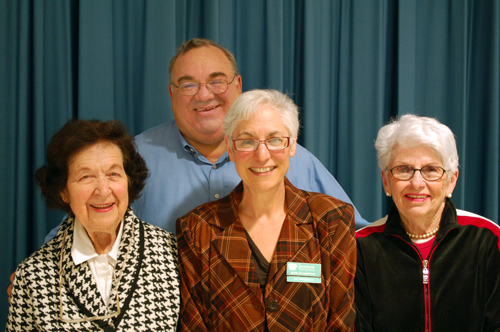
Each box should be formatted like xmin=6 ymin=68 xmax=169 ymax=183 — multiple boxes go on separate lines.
xmin=1 ymin=0 xmax=499 ymax=325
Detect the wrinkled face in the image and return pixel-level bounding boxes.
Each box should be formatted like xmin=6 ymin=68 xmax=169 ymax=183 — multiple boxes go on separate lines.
xmin=226 ymin=106 xmax=296 ymax=194
xmin=169 ymin=46 xmax=242 ymax=147
xmin=60 ymin=142 xmax=129 ymax=234
xmin=382 ymin=144 xmax=458 ymax=226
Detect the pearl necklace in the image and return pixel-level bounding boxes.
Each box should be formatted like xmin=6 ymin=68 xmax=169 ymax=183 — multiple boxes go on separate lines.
xmin=405 ymin=225 xmax=439 ymax=240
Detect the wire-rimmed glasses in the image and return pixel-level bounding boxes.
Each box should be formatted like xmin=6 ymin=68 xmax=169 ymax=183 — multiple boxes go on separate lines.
xmin=389 ymin=165 xmax=447 ymax=181
xmin=171 ymin=75 xmax=237 ymax=96
xmin=232 ymin=137 xmax=290 ymax=152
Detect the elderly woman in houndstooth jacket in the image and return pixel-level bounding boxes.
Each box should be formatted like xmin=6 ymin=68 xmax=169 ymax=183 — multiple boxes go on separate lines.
xmin=6 ymin=119 xmax=180 ymax=331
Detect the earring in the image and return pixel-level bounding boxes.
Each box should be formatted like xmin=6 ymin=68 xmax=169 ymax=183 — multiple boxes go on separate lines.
xmin=386 ymin=192 xmax=391 ymax=197
xmin=447 ymin=193 xmax=452 ymax=198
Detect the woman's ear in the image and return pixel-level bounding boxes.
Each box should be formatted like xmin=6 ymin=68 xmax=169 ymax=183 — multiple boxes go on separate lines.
xmin=381 ymin=170 xmax=391 ymax=196
xmin=289 ymin=137 xmax=297 ymax=157
xmin=59 ymin=188 xmax=69 ymax=204
xmin=225 ymin=136 xmax=235 ymax=162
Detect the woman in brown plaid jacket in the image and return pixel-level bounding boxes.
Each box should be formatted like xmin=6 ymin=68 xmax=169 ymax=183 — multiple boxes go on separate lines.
xmin=176 ymin=89 xmax=356 ymax=332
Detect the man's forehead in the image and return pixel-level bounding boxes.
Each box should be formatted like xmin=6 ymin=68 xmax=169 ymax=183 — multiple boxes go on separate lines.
xmin=171 ymin=46 xmax=233 ymax=80
xmin=176 ymin=71 xmax=229 ymax=83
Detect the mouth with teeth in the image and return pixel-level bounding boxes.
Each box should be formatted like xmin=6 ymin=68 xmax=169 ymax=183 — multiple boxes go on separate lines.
xmin=405 ymin=194 xmax=429 ymax=201
xmin=90 ymin=203 xmax=115 ymax=210
xmin=194 ymin=105 xmax=219 ymax=112
xmin=251 ymin=166 xmax=276 ymax=174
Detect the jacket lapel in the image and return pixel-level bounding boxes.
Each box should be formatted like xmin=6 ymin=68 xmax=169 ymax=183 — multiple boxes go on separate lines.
xmin=268 ymin=179 xmax=319 ymax=283
xmin=210 ymin=183 xmax=260 ymax=296
xmin=60 ymin=217 xmax=109 ymax=320
xmin=109 ymin=208 xmax=144 ymax=327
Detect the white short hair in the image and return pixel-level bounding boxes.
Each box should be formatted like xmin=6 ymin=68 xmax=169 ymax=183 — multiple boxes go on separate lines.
xmin=224 ymin=89 xmax=300 ymax=140
xmin=375 ymin=114 xmax=459 ymax=178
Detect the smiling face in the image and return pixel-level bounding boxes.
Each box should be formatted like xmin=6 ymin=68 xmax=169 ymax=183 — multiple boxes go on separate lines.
xmin=59 ymin=142 xmax=129 ymax=235
xmin=226 ymin=106 xmax=297 ymax=195
xmin=382 ymin=144 xmax=458 ymax=227
xmin=169 ymin=45 xmax=242 ymax=147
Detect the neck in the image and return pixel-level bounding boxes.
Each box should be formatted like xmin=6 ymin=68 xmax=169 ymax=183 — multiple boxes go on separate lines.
xmin=87 ymin=229 xmax=119 ymax=255
xmin=239 ymin=182 xmax=286 ymax=221
xmin=400 ymin=202 xmax=445 ymax=238
xmin=185 ymin=136 xmax=227 ymax=164
xmin=238 ymin=183 xmax=287 ymax=262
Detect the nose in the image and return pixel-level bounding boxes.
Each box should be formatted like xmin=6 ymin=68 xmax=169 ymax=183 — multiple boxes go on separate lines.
xmin=94 ymin=177 xmax=111 ymax=196
xmin=253 ymin=142 xmax=271 ymax=160
xmin=194 ymin=83 xmax=215 ymax=101
xmin=409 ymin=170 xmax=426 ymax=188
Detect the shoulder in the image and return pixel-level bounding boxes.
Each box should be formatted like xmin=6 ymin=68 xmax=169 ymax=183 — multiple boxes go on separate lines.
xmin=356 ymin=216 xmax=388 ymax=239
xmin=289 ymin=143 xmax=322 ymax=168
xmin=177 ymin=195 xmax=233 ymax=230
xmin=304 ymin=190 xmax=354 ymax=215
xmin=15 ymin=236 xmax=61 ymax=284
xmin=129 ymin=209 xmax=177 ymax=245
xmin=290 ymin=184 xmax=355 ymax=235
xmin=142 ymin=220 xmax=177 ymax=243
xmin=134 ymin=120 xmax=177 ymax=146
xmin=456 ymin=209 xmax=500 ymax=250
xmin=456 ymin=209 xmax=499 ymax=230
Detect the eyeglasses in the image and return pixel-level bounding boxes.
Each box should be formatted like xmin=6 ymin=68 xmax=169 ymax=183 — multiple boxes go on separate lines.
xmin=171 ymin=75 xmax=237 ymax=96
xmin=232 ymin=137 xmax=290 ymax=152
xmin=389 ymin=165 xmax=447 ymax=181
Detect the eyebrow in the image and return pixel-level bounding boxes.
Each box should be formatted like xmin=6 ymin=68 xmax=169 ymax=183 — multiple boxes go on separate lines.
xmin=73 ymin=163 xmax=124 ymax=174
xmin=235 ymin=131 xmax=284 ymax=138
xmin=176 ymin=72 xmax=229 ymax=83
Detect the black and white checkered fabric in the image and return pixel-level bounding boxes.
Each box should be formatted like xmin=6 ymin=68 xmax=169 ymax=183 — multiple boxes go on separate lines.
xmin=6 ymin=207 xmax=180 ymax=331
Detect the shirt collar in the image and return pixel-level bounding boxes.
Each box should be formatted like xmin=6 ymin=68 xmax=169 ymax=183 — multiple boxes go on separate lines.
xmin=174 ymin=121 xmax=231 ymax=165
xmin=71 ymin=217 xmax=124 ymax=266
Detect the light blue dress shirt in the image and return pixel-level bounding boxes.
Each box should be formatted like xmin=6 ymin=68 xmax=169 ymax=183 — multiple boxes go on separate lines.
xmin=45 ymin=120 xmax=367 ymax=242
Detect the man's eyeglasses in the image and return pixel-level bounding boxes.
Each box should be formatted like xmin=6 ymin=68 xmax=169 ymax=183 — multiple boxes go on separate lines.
xmin=389 ymin=165 xmax=447 ymax=181
xmin=171 ymin=75 xmax=237 ymax=96
xmin=232 ymin=137 xmax=290 ymax=152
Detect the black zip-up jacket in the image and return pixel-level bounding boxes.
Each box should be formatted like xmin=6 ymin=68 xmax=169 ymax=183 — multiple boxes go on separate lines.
xmin=355 ymin=199 xmax=500 ymax=332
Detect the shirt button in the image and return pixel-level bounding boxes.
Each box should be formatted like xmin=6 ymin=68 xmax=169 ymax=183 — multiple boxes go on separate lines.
xmin=267 ymin=299 xmax=279 ymax=312
xmin=214 ymin=194 xmax=219 ymax=199
xmin=213 ymin=165 xmax=217 ymax=169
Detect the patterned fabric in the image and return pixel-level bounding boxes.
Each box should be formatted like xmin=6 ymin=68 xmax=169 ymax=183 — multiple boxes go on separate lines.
xmin=6 ymin=207 xmax=180 ymax=331
xmin=177 ymin=178 xmax=356 ymax=332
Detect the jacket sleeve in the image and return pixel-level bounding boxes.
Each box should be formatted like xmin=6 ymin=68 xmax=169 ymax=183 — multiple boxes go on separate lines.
xmin=5 ymin=265 xmax=36 ymax=332
xmin=354 ymin=239 xmax=374 ymax=332
xmin=176 ymin=216 xmax=209 ymax=332
xmin=326 ymin=203 xmax=357 ymax=331
xmin=485 ymin=235 xmax=500 ymax=332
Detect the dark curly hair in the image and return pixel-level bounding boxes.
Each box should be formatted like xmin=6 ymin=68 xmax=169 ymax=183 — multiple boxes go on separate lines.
xmin=34 ymin=119 xmax=149 ymax=213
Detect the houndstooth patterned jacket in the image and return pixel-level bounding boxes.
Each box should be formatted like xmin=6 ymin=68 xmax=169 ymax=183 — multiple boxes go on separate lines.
xmin=6 ymin=207 xmax=180 ymax=331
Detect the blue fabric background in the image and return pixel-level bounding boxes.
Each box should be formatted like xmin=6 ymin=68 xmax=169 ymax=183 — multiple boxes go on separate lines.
xmin=1 ymin=0 xmax=499 ymax=325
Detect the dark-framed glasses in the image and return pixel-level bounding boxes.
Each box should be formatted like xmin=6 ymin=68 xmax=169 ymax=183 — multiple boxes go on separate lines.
xmin=171 ymin=75 xmax=237 ymax=96
xmin=389 ymin=165 xmax=447 ymax=181
xmin=232 ymin=137 xmax=290 ymax=152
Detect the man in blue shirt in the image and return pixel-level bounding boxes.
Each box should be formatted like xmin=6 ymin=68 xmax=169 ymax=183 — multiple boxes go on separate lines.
xmin=131 ymin=38 xmax=368 ymax=233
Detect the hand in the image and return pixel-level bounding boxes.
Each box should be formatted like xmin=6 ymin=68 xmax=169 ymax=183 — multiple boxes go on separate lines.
xmin=7 ymin=271 xmax=15 ymax=303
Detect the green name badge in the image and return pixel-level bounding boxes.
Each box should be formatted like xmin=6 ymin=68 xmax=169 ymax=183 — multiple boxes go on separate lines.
xmin=286 ymin=262 xmax=321 ymax=283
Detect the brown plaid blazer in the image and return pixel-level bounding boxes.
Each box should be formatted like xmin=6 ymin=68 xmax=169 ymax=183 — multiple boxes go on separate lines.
xmin=176 ymin=178 xmax=356 ymax=331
